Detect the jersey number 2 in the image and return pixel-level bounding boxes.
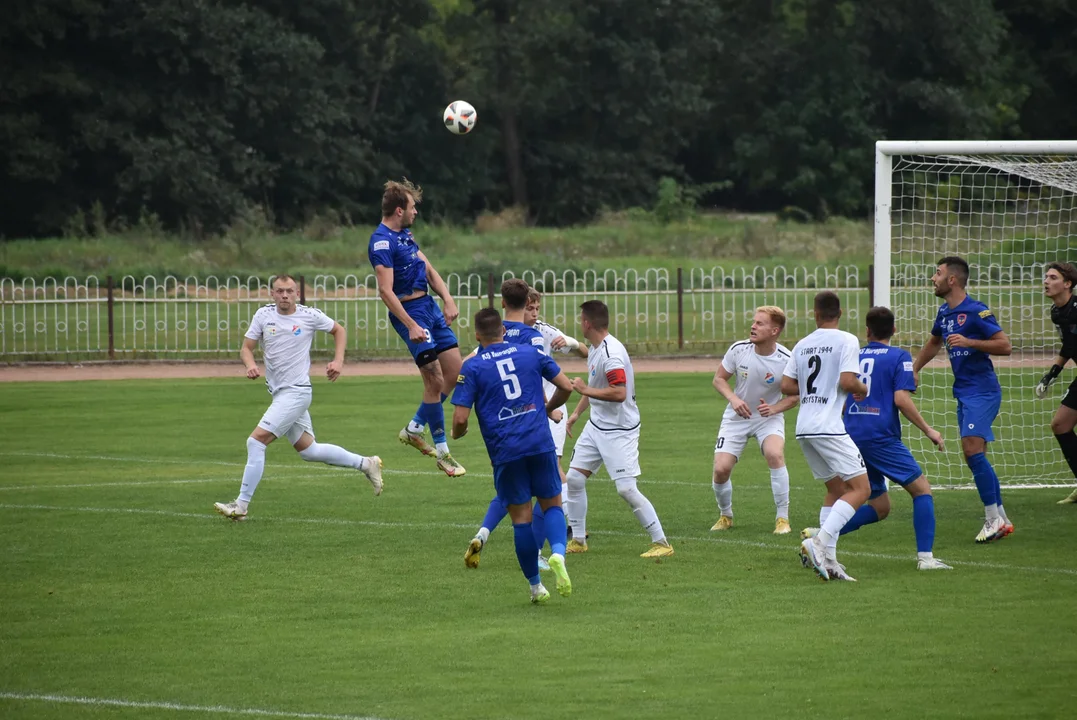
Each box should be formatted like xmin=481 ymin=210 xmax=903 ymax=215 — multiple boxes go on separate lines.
xmin=806 ymin=355 xmax=821 ymax=395
xmin=496 ymin=359 xmax=522 ymax=400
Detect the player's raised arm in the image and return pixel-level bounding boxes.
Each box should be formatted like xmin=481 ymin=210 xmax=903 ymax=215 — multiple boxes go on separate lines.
xmin=375 ymin=265 xmax=426 ymax=343
xmin=326 ymin=322 xmax=346 ymax=381
xmin=240 ymin=336 xmax=261 ymax=379
xmin=418 ymin=250 xmax=459 ymax=324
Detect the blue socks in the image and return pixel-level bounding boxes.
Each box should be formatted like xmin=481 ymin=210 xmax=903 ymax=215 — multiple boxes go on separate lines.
xmin=912 ymin=494 xmax=936 ymax=553
xmin=482 ymin=497 xmax=509 ymax=534
xmin=513 ymin=522 xmax=540 ymax=585
xmin=421 ymin=401 xmax=446 ymax=445
xmin=966 ymin=452 xmax=1000 ymax=508
xmin=543 ymin=505 xmax=567 ymax=557
xmin=411 ymin=394 xmax=448 ymax=436
xmin=839 ymin=505 xmax=880 ymax=536
xmin=531 ymin=502 xmax=546 ymax=551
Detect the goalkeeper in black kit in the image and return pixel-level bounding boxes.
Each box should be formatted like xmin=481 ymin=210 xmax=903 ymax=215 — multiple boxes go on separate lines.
xmin=1036 ymin=262 xmax=1077 ymax=504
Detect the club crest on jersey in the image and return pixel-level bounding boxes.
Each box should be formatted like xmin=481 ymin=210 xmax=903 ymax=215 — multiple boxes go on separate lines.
xmin=764 ymin=372 xmax=775 ymax=384
xmin=957 ymin=314 xmax=967 ymax=326
xmin=292 ymin=325 xmax=301 ymax=336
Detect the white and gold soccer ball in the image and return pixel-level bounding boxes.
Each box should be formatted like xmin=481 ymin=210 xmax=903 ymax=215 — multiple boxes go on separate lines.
xmin=443 ymin=100 xmax=477 ymax=135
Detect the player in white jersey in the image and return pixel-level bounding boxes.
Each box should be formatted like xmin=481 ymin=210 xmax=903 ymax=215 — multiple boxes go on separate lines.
xmin=780 ymin=291 xmax=868 ymax=581
xmin=564 ymin=300 xmax=674 ymax=558
xmin=525 ymin=288 xmax=589 ymax=463
xmin=213 ymin=275 xmax=383 ymax=520
xmin=711 ymin=306 xmax=798 ymax=534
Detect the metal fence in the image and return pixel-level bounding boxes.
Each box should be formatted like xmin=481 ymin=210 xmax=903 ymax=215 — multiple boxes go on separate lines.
xmin=1 ymin=267 xmax=870 ymax=361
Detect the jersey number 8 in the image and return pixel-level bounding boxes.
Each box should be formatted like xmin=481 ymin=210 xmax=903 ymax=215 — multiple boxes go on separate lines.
xmin=496 ymin=359 xmax=522 ymax=400
xmin=857 ymin=358 xmax=875 ymax=398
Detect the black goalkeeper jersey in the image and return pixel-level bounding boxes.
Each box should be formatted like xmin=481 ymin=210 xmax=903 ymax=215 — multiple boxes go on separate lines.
xmin=1051 ymin=293 xmax=1077 ymax=361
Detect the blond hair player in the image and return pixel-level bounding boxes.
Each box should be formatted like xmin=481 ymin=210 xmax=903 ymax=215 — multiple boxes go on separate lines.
xmin=711 ymin=306 xmax=798 ymax=534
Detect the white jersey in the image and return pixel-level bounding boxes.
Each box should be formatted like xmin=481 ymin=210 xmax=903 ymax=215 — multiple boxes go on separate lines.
xmin=783 ymin=328 xmax=860 ymax=437
xmin=245 ymin=304 xmax=336 ymax=394
xmin=535 ymin=320 xmax=574 ymax=402
xmin=587 ymin=333 xmax=639 ymax=430
xmin=720 ymin=340 xmax=792 ymax=422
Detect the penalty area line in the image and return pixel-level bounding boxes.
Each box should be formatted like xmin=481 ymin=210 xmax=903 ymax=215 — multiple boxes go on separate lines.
xmin=0 ymin=690 xmax=386 ymax=720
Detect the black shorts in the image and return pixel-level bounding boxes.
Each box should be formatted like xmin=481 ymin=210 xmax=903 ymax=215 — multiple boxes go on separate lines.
xmin=1063 ymin=376 xmax=1077 ymax=411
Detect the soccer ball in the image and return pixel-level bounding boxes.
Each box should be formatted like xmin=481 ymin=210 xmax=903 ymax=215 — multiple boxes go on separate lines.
xmin=443 ymin=101 xmax=477 ymax=135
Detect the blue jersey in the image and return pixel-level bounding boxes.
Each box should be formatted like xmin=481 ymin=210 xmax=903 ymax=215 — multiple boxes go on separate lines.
xmin=844 ymin=342 xmax=916 ymax=443
xmin=930 ymin=295 xmax=1003 ymax=398
xmin=503 ymin=320 xmax=546 ymax=355
xmin=451 ymin=343 xmax=562 ymax=466
xmin=367 ymin=223 xmax=428 ymax=299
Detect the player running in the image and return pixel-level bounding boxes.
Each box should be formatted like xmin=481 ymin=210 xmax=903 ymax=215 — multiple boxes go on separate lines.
xmin=463 ymin=279 xmax=551 ymax=569
xmin=1036 ymin=262 xmax=1077 ymax=504
xmin=710 ymin=306 xmax=798 ymax=534
xmin=369 ymin=179 xmax=465 ymax=477
xmin=782 ymin=291 xmax=868 ymax=582
xmin=564 ymin=300 xmax=674 ymax=558
xmin=912 ymin=256 xmax=1014 ymax=542
xmin=451 ymin=308 xmax=575 ymax=604
xmin=214 ymin=275 xmax=383 ymax=520
xmin=802 ymin=307 xmax=952 ymax=570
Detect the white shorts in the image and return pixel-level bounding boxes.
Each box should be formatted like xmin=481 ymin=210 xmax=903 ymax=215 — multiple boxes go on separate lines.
xmin=569 ymin=421 xmax=641 ymax=481
xmin=796 ymin=435 xmax=865 ymax=482
xmin=715 ymin=415 xmax=785 ymax=459
xmin=549 ymin=406 xmax=568 ymax=456
xmin=257 ymin=387 xmax=314 ymax=445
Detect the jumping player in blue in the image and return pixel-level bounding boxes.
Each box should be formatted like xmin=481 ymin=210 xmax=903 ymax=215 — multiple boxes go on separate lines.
xmin=451 ymin=308 xmax=576 ymax=604
xmin=463 ymin=279 xmax=552 ymax=570
xmin=804 ymin=307 xmax=952 ymax=570
xmin=369 ymin=180 xmax=466 ymax=477
xmin=913 ymin=256 xmax=1014 ymax=543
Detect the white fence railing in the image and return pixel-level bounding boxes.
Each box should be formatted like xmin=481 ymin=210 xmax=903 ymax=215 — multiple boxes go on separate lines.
xmin=1 ymin=267 xmax=871 ymax=360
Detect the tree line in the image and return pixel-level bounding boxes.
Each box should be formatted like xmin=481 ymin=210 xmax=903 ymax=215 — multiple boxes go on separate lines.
xmin=2 ymin=0 xmax=1074 ymax=239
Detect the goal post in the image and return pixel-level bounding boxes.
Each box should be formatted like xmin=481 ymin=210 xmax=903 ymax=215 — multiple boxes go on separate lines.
xmin=873 ymin=140 xmax=1077 ymax=487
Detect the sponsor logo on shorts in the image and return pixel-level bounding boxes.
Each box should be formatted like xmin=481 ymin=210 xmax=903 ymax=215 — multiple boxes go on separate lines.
xmin=968 ymin=423 xmax=975 ymax=429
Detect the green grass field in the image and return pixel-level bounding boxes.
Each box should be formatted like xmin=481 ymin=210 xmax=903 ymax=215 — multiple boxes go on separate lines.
xmin=2 ymin=374 xmax=1076 ymax=720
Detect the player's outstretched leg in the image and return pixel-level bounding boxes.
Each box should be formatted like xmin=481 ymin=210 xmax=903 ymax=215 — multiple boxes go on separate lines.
xmin=542 ymin=504 xmax=571 ymax=597
xmin=296 ymin=437 xmax=383 ymax=496
xmin=215 ymin=436 xmax=267 ymax=520
xmin=465 ymin=497 xmax=508 ymax=569
xmin=616 ymin=477 xmax=674 ymax=558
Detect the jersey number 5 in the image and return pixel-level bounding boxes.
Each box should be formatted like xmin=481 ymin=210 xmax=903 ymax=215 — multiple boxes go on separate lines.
xmin=496 ymin=359 xmax=522 ymax=400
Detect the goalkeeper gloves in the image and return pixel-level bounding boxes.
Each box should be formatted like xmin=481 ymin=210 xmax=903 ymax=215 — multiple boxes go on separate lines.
xmin=1035 ymin=364 xmax=1063 ymax=399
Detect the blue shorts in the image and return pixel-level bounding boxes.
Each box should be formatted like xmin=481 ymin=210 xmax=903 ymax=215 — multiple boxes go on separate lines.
xmin=493 ymin=451 xmax=563 ymax=506
xmin=852 ymin=437 xmax=923 ymax=499
xmin=956 ymin=392 xmax=1001 ymax=441
xmin=389 ymin=295 xmax=458 ymax=366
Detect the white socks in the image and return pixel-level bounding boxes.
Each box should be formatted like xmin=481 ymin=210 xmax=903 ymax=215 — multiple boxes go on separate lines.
xmin=238 ymin=437 xmax=267 ymax=506
xmin=616 ymin=477 xmax=666 ymax=543
xmin=817 ymin=499 xmax=856 ymax=558
xmin=713 ymin=480 xmax=733 ymax=516
xmin=985 ymin=503 xmax=1000 ymax=521
xmin=407 ymin=420 xmax=424 ymax=435
xmin=477 ymin=527 xmax=491 ymax=544
xmin=435 ymin=442 xmax=450 ymax=456
xmin=565 ymin=469 xmax=589 ymax=539
xmin=298 ymin=441 xmax=365 ymax=470
xmin=770 ymin=467 xmax=790 ymax=519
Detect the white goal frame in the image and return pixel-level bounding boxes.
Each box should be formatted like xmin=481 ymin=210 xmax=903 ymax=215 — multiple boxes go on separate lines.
xmin=873 ymin=140 xmax=1077 ymax=487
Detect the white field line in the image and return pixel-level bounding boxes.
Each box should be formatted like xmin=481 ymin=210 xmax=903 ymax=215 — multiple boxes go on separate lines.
xmin=2 ymin=451 xmax=1073 ymax=492
xmin=0 ymin=691 xmax=385 ymax=720
xmin=1 ymin=501 xmax=1075 ymax=578
xmin=0 ymin=478 xmax=225 ymax=492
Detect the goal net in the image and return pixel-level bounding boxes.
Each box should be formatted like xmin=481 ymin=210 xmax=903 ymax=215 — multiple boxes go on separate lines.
xmin=874 ymin=141 xmax=1077 ymax=488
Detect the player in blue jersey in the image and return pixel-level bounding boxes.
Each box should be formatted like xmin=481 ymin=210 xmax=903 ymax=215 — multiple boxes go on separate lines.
xmin=912 ymin=256 xmax=1014 ymax=543
xmin=802 ymin=307 xmax=952 ymax=570
xmin=451 ymin=308 xmax=576 ymax=604
xmin=463 ymin=279 xmax=552 ymax=570
xmin=369 ymin=180 xmax=465 ymax=477
xmin=1036 ymin=262 xmax=1077 ymax=504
